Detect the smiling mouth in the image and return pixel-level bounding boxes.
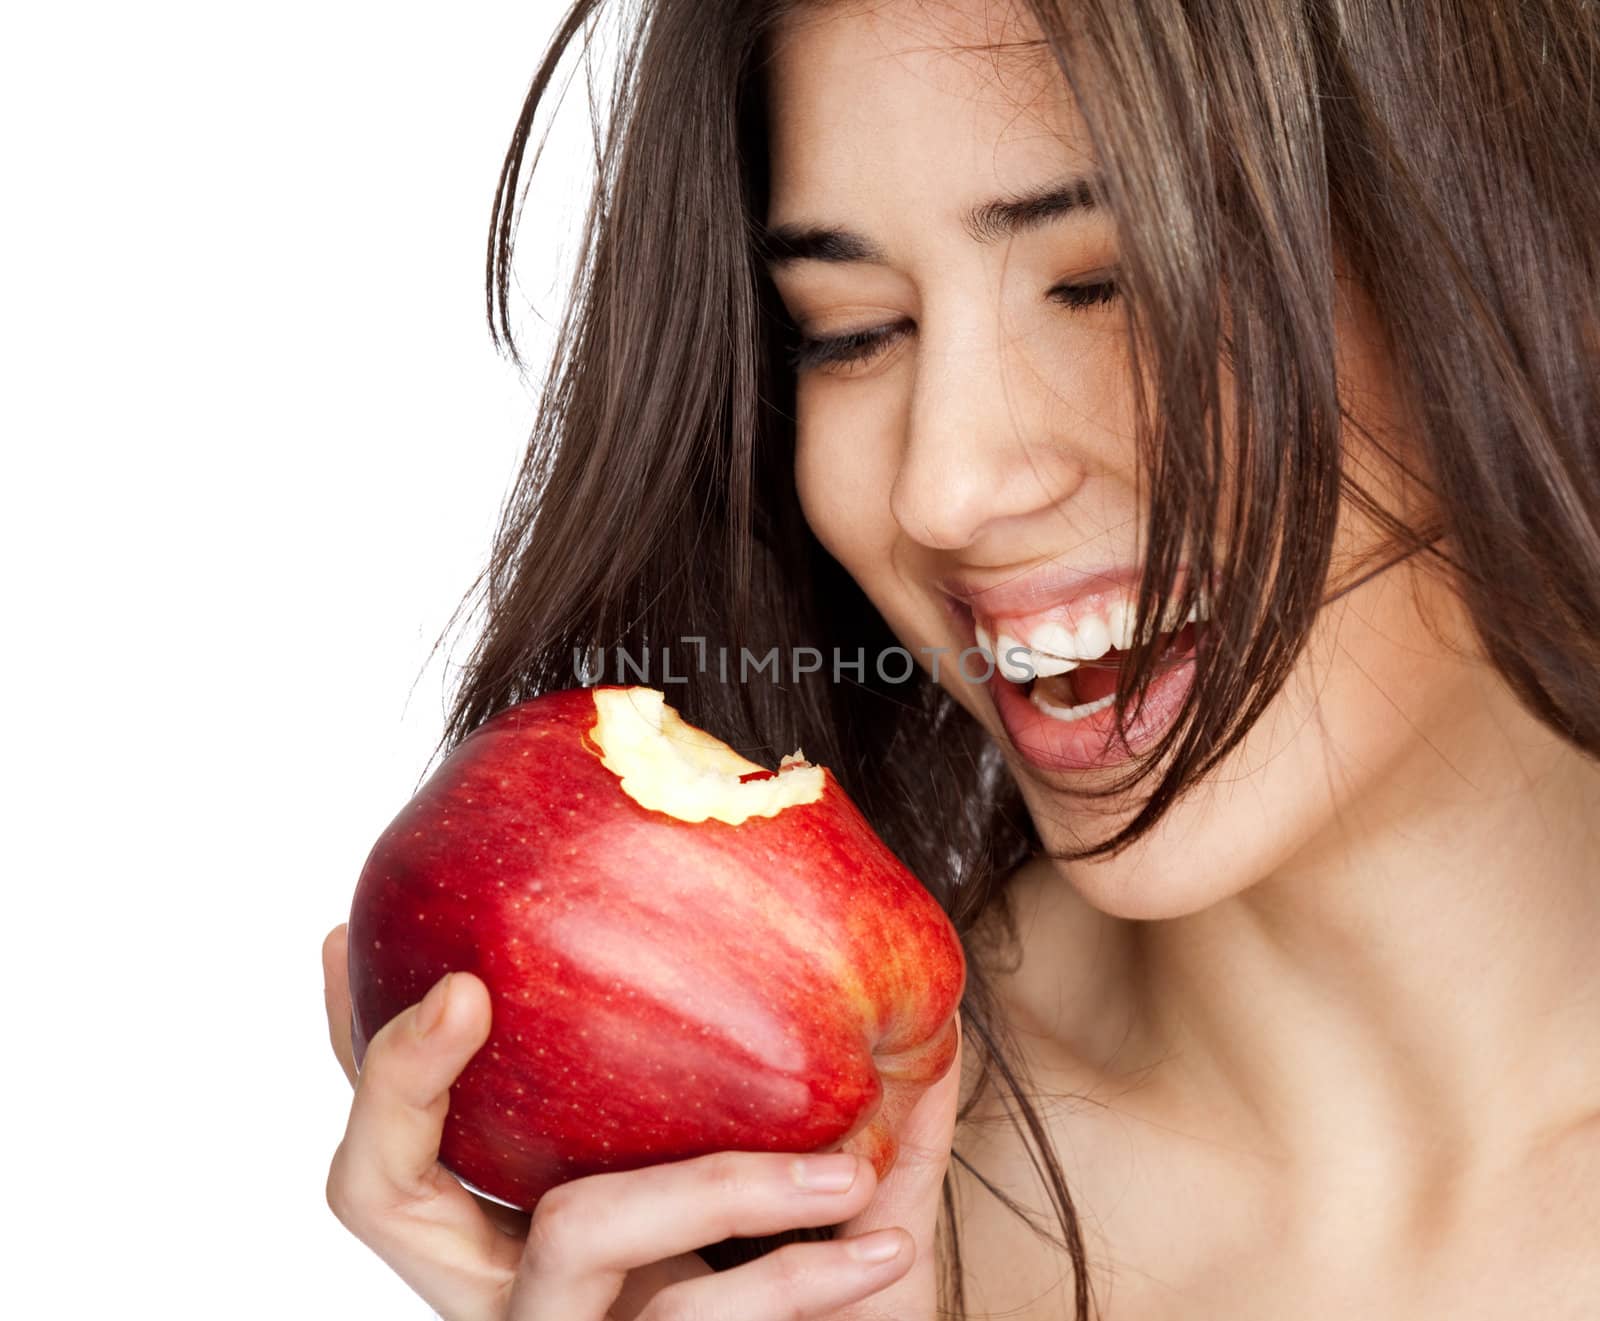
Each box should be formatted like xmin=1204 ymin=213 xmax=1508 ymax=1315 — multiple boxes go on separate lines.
xmin=1012 ymin=620 xmax=1203 ymax=721
xmin=960 ymin=583 xmax=1210 ymax=721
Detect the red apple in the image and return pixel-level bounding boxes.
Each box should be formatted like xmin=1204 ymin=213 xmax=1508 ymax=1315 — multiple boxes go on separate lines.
xmin=346 ymin=685 xmax=965 ymax=1210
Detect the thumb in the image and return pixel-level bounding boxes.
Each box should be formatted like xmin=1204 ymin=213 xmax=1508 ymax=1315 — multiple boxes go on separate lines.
xmin=837 ymin=1012 xmax=963 ymax=1296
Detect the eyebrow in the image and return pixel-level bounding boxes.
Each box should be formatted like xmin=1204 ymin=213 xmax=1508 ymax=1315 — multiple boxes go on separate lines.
xmin=759 ymin=172 xmax=1102 ymax=268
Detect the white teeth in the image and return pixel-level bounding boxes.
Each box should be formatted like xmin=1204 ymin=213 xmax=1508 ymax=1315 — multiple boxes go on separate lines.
xmin=976 ymin=584 xmax=1211 ymax=684
xmin=1025 ymin=621 xmax=1080 ymax=677
xmin=994 ymin=633 xmax=1035 ymax=682
xmin=1030 ymin=651 xmax=1078 ymax=678
xmin=1030 ymin=686 xmax=1117 ymax=723
xmin=1028 ymin=621 xmax=1077 ymax=658
xmin=1073 ymin=615 xmax=1112 ymax=662
xmin=1105 ymin=600 xmax=1135 ymax=650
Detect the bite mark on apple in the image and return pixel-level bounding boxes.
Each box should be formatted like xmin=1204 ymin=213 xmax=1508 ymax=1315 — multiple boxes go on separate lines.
xmin=590 ymin=687 xmax=825 ymax=825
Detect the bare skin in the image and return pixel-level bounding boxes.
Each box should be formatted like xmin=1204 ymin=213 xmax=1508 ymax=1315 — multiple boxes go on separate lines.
xmin=323 ymin=0 xmax=1600 ymax=1315
xmin=322 ymin=922 xmax=964 ymax=1318
xmin=763 ymin=0 xmax=1600 ymax=1316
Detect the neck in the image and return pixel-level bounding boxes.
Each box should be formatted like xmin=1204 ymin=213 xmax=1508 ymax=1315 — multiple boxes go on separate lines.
xmin=1143 ymin=717 xmax=1600 ymax=1160
xmin=999 ymin=672 xmax=1600 ymax=1201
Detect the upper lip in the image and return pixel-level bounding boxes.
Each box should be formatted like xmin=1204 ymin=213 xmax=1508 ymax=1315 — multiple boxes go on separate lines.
xmin=939 ymin=561 xmax=1195 ymax=622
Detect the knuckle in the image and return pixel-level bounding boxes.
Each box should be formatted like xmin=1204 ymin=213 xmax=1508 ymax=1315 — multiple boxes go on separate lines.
xmin=324 ymin=1138 xmax=402 ymax=1238
xmin=361 ymin=1014 xmax=402 ymax=1066
xmin=524 ymin=1181 xmax=587 ymax=1266
xmin=324 ymin=1147 xmax=363 ymax=1230
xmin=355 ymin=1016 xmax=422 ymax=1091
xmin=691 ymin=1152 xmax=778 ymax=1245
xmin=701 ymin=1150 xmax=761 ymax=1203
xmin=637 ymin=1287 xmax=705 ymax=1321
xmin=764 ymin=1248 xmax=824 ymax=1316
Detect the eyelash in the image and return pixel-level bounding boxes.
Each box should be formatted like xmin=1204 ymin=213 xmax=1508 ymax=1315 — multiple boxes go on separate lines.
xmin=786 ymin=278 xmax=1120 ymax=374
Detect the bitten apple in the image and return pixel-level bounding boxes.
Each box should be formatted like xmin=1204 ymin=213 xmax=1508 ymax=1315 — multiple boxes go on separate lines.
xmin=345 ymin=685 xmax=965 ymax=1210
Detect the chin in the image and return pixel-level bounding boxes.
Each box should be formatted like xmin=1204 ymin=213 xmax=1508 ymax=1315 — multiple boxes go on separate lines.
xmin=1002 ymin=588 xmax=1483 ymax=924
xmin=1015 ymin=775 xmax=1289 ymax=921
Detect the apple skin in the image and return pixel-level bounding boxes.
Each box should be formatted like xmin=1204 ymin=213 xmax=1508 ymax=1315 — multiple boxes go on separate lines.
xmin=346 ymin=685 xmax=966 ymax=1211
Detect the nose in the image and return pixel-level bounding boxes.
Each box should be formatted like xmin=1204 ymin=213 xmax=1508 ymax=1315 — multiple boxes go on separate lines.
xmin=888 ymin=314 xmax=1087 ymax=552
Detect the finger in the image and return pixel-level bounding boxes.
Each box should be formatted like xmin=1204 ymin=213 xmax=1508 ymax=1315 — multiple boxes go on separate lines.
xmin=835 ymin=1011 xmax=963 ymax=1317
xmin=324 ymin=931 xmax=526 ymax=1237
xmin=336 ymin=970 xmax=493 ymax=1200
xmin=844 ymin=1012 xmax=961 ymax=1238
xmin=632 ymin=1230 xmax=913 ymax=1321
xmin=321 ymin=924 xmax=356 ymax=1085
xmin=508 ymin=1150 xmax=882 ymax=1319
xmin=326 ymin=971 xmax=522 ymax=1321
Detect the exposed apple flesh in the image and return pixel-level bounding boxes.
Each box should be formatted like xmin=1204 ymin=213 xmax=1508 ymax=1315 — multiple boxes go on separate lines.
xmin=346 ymin=685 xmax=966 ymax=1210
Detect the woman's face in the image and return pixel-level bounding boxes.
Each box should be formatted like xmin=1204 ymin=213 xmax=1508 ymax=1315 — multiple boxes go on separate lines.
xmin=763 ymin=0 xmax=1501 ymax=919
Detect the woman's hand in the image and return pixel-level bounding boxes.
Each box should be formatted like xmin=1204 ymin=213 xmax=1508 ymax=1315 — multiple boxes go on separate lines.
xmin=321 ymin=923 xmax=962 ymax=1320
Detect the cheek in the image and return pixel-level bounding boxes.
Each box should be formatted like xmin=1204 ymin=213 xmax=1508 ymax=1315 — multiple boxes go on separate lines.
xmin=793 ymin=397 xmax=900 ymax=571
xmin=1055 ymin=293 xmax=1456 ymax=915
xmin=794 ymin=399 xmax=962 ymax=676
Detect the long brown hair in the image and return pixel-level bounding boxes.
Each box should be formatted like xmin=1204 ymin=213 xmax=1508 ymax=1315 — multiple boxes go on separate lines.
xmin=444 ymin=1 xmax=1600 ymax=1314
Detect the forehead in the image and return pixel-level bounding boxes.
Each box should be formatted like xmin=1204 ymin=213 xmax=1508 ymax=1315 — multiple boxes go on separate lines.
xmin=763 ymin=0 xmax=1098 ymax=228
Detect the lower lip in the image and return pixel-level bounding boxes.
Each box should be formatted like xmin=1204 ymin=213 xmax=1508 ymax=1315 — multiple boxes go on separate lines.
xmin=987 ymin=644 xmax=1197 ymax=773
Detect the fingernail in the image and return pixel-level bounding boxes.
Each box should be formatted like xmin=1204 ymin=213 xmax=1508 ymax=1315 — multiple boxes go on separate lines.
xmin=791 ymin=1153 xmax=858 ymax=1192
xmin=845 ymin=1230 xmax=904 ymax=1264
xmin=415 ymin=973 xmax=452 ymax=1037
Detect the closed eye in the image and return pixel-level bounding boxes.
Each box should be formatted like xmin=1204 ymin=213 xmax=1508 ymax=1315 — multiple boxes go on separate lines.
xmin=786 ymin=321 xmax=911 ymax=373
xmin=1046 ymin=277 xmax=1119 ymax=312
xmin=786 ymin=276 xmax=1120 ymax=375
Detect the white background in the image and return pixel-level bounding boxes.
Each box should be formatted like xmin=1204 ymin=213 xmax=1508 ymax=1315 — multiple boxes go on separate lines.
xmin=5 ymin=3 xmax=598 ymax=1314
